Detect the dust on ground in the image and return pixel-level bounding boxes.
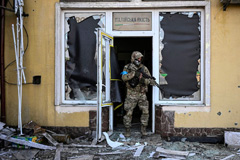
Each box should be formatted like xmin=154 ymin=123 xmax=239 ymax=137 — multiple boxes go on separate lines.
xmin=0 ymin=125 xmax=240 ymax=160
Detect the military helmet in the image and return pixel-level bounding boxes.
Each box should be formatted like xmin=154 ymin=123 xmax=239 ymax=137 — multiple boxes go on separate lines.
xmin=131 ymin=51 xmax=143 ymax=62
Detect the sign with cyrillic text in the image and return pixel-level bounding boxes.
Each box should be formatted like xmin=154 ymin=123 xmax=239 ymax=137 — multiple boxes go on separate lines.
xmin=113 ymin=12 xmax=152 ymax=31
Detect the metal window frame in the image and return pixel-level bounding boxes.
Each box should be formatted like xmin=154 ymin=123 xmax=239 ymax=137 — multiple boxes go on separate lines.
xmin=155 ymin=9 xmax=205 ymax=105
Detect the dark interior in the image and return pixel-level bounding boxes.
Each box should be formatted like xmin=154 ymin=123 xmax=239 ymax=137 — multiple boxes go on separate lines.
xmin=113 ymin=37 xmax=152 ymax=130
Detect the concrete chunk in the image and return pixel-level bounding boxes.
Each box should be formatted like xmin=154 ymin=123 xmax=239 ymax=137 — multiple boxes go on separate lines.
xmin=224 ymin=131 xmax=240 ymax=148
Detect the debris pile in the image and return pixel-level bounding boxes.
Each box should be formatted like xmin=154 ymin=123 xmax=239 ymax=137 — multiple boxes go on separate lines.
xmin=0 ymin=122 xmax=240 ymax=160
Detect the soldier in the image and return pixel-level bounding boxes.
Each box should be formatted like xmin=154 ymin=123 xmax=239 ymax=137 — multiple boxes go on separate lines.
xmin=121 ymin=51 xmax=155 ymax=137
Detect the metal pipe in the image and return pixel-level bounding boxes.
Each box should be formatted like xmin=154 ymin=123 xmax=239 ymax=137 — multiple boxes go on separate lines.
xmin=12 ymin=23 xmax=22 ymax=135
xmin=16 ymin=17 xmax=23 ymax=135
xmin=0 ymin=0 xmax=6 ymax=122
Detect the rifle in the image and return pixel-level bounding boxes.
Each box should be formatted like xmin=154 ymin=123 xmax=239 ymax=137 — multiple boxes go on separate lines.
xmin=137 ymin=67 xmax=162 ymax=90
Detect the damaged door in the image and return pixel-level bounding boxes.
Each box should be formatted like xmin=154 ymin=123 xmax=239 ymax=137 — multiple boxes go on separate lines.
xmin=96 ymin=29 xmax=114 ymax=140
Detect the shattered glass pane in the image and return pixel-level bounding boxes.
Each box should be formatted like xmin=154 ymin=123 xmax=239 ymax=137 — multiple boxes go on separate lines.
xmin=64 ymin=13 xmax=106 ymax=102
xmin=159 ymin=12 xmax=201 ymax=101
xmin=101 ymin=35 xmax=107 ymax=101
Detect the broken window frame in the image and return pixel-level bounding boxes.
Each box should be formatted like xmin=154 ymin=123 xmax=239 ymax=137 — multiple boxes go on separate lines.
xmin=56 ymin=11 xmax=107 ymax=105
xmin=64 ymin=12 xmax=106 ymax=105
xmin=154 ymin=8 xmax=210 ymax=106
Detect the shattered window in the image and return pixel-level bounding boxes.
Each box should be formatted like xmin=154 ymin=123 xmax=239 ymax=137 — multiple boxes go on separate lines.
xmin=64 ymin=13 xmax=105 ymax=102
xmin=100 ymin=33 xmax=107 ymax=102
xmin=159 ymin=12 xmax=201 ymax=101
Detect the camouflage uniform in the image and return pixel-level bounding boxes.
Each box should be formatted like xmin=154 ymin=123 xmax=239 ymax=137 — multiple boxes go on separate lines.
xmin=122 ymin=51 xmax=152 ymax=136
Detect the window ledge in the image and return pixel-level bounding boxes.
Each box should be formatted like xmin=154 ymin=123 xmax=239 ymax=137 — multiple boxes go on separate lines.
xmin=160 ymin=105 xmax=210 ymax=113
xmin=55 ymin=105 xmax=97 ymax=113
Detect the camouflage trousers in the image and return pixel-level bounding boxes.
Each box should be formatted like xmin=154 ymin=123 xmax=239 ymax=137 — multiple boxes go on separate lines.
xmin=123 ymin=90 xmax=149 ymax=128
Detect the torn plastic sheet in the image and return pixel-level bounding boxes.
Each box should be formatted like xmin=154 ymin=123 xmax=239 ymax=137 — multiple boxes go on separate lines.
xmin=103 ymin=132 xmax=124 ymax=149
xmin=159 ymin=12 xmax=200 ymax=98
xmin=110 ymin=47 xmax=122 ymax=103
xmin=65 ymin=15 xmax=101 ymax=100
xmin=64 ymin=13 xmax=105 ymax=59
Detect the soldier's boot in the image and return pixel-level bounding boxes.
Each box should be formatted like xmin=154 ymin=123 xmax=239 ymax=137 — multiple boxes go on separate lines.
xmin=124 ymin=128 xmax=131 ymax=137
xmin=141 ymin=125 xmax=147 ymax=136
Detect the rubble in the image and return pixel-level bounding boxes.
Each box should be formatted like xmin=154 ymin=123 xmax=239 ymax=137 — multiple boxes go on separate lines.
xmin=52 ymin=133 xmax=70 ymax=144
xmin=23 ymin=121 xmax=46 ymax=135
xmin=220 ymin=154 xmax=235 ymax=160
xmin=154 ymin=147 xmax=189 ymax=159
xmin=0 ymin=122 xmax=240 ymax=159
xmin=96 ymin=151 xmax=123 ymax=155
xmin=42 ymin=133 xmax=59 ymax=146
xmin=54 ymin=146 xmax=63 ymax=160
xmin=134 ymin=145 xmax=144 ymax=157
xmin=0 ymin=134 xmax=56 ymax=150
xmin=64 ymin=144 xmax=106 ymax=148
xmin=224 ymin=131 xmax=240 ymax=148
xmin=67 ymin=155 xmax=94 ymax=160
xmin=12 ymin=150 xmax=39 ymax=159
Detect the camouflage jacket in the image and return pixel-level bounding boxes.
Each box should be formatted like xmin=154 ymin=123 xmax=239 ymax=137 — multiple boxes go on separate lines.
xmin=122 ymin=63 xmax=151 ymax=93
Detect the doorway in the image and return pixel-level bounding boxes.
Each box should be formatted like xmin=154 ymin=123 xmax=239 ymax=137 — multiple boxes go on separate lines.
xmin=113 ymin=37 xmax=152 ymax=131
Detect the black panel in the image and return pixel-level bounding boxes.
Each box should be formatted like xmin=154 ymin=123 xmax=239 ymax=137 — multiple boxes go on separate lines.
xmin=110 ymin=47 xmax=122 ymax=103
xmin=160 ymin=13 xmax=200 ymax=97
xmin=66 ymin=16 xmax=100 ymax=96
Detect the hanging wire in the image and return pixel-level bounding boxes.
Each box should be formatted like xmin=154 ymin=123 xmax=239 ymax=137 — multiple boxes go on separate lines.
xmin=23 ymin=25 xmax=29 ymax=52
xmin=5 ymin=80 xmax=33 ymax=85
xmin=4 ymin=60 xmax=16 ymax=71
